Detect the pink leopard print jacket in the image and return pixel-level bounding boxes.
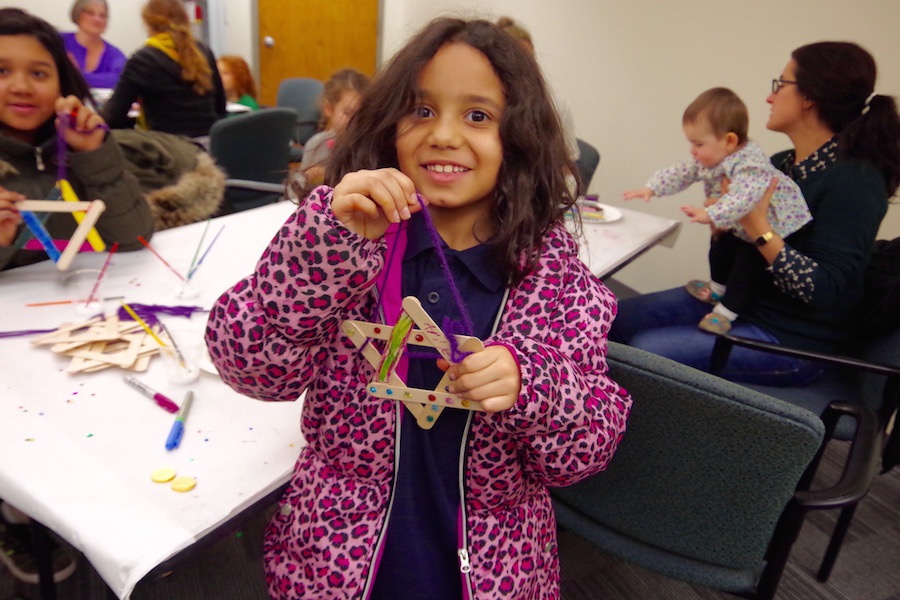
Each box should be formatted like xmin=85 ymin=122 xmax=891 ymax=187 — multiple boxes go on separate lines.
xmin=205 ymin=187 xmax=632 ymax=599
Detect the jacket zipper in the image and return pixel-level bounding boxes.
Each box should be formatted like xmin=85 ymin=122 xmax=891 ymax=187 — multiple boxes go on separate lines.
xmin=457 ymin=411 xmax=475 ymax=598
xmin=34 ymin=147 xmax=45 ymax=171
xmin=457 ymin=288 xmax=509 ymax=599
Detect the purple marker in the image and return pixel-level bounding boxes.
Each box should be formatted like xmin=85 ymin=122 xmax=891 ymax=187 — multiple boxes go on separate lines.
xmin=123 ymin=376 xmax=179 ymax=413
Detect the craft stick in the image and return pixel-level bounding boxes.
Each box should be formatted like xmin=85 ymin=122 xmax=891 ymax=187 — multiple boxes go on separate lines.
xmin=342 ymin=321 xmax=424 ymax=421
xmin=18 ymin=200 xmax=95 ymax=212
xmin=366 ymin=381 xmax=483 ymax=412
xmin=56 ymin=200 xmax=106 ymax=271
xmin=120 ymin=301 xmax=167 ymax=347
xmin=186 ymin=224 xmax=225 ymax=281
xmin=20 ymin=211 xmax=61 ymax=262
xmin=84 ymin=242 xmax=118 ymax=308
xmin=137 ymin=236 xmax=186 ymax=281
xmin=347 ymin=320 xmax=481 ymax=349
xmin=26 ymin=296 xmax=125 ymax=307
xmin=187 ymin=219 xmax=211 ymax=277
xmin=59 ymin=180 xmax=105 ymax=251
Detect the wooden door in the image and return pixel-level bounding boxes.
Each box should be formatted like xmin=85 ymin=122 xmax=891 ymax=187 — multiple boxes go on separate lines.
xmin=257 ymin=0 xmax=379 ymax=106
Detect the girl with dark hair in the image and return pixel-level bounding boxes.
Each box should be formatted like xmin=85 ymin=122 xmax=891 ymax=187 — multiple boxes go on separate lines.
xmin=0 ymin=7 xmax=153 ymax=272
xmin=612 ymin=41 xmax=900 ymax=386
xmin=206 ymin=17 xmax=630 ymax=599
xmin=102 ymin=0 xmax=226 ymax=138
xmin=0 ymin=7 xmax=153 ymax=583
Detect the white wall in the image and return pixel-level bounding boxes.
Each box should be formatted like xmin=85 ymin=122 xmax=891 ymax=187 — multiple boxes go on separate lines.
xmin=21 ymin=0 xmax=900 ymax=293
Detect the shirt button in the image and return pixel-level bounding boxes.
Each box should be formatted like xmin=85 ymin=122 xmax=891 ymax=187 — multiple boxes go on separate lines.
xmin=427 ymin=291 xmax=440 ymax=304
xmin=280 ymin=504 xmax=292 ymax=517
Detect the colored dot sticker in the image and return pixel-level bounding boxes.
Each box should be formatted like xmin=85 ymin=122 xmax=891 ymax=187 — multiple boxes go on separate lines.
xmin=171 ymin=476 xmax=197 ymax=492
xmin=151 ymin=467 xmax=176 ymax=483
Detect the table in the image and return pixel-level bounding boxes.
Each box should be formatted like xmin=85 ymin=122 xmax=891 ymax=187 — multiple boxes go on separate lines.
xmin=569 ymin=203 xmax=681 ymax=279
xmin=0 ymin=199 xmax=676 ymax=598
xmin=0 ymin=201 xmax=303 ymax=599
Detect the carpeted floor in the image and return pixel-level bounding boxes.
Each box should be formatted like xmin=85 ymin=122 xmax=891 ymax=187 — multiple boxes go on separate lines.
xmin=3 ymin=441 xmax=899 ymax=599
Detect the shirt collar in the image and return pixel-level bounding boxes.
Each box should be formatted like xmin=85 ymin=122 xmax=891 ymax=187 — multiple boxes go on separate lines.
xmin=404 ymin=213 xmax=506 ymax=293
xmin=778 ymin=136 xmax=839 ymax=181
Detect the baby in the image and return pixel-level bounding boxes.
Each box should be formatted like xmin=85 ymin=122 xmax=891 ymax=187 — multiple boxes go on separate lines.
xmin=624 ymin=87 xmax=811 ymax=333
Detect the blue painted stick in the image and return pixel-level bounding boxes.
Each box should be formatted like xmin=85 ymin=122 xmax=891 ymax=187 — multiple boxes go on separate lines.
xmin=186 ymin=224 xmax=225 ymax=281
xmin=20 ymin=211 xmax=61 ymax=262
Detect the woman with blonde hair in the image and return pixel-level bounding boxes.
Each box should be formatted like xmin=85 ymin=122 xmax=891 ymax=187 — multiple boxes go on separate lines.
xmin=102 ymin=0 xmax=226 ymax=138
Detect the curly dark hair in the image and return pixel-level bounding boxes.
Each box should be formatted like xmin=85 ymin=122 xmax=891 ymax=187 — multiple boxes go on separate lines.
xmin=326 ymin=17 xmax=578 ymax=284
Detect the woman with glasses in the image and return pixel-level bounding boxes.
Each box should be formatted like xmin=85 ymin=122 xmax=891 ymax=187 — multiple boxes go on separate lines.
xmin=611 ymin=41 xmax=900 ymax=386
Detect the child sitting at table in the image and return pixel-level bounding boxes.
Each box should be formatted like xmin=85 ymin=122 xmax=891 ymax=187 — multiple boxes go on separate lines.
xmin=287 ymin=68 xmax=369 ymax=196
xmin=216 ymin=54 xmax=260 ymax=111
xmin=623 ymin=87 xmax=812 ymax=334
xmin=206 ymin=17 xmax=631 ymax=599
xmin=0 ymin=7 xmax=153 ymax=272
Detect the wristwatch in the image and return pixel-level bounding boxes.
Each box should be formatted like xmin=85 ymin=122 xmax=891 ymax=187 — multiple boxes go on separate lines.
xmin=755 ymin=231 xmax=775 ymax=247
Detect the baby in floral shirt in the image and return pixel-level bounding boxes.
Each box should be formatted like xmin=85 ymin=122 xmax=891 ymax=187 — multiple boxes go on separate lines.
xmin=624 ymin=87 xmax=811 ymax=333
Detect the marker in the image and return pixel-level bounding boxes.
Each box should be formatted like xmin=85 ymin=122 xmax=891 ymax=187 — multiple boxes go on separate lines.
xmin=165 ymin=390 xmax=194 ymax=451
xmin=123 ymin=376 xmax=179 ymax=413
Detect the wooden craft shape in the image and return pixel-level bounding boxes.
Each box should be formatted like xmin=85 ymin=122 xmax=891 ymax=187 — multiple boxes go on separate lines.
xmin=17 ymin=199 xmax=107 ymax=271
xmin=343 ymin=296 xmax=485 ymax=430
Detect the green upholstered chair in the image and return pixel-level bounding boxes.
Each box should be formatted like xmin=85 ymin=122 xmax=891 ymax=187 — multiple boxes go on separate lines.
xmin=275 ymin=77 xmax=324 ymax=162
xmin=208 ymin=107 xmax=296 ymax=214
xmin=552 ymin=342 xmax=880 ymax=600
xmin=710 ymin=327 xmax=900 ymax=581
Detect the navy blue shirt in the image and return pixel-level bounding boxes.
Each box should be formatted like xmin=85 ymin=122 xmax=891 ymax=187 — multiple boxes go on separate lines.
xmin=370 ymin=215 xmax=505 ymax=599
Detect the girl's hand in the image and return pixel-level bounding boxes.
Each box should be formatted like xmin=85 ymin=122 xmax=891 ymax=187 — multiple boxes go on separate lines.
xmin=0 ymin=186 xmax=25 ymax=247
xmin=54 ymin=96 xmax=107 ymax=153
xmin=438 ymin=345 xmax=522 ymax=413
xmin=331 ymin=168 xmax=421 ymax=240
xmin=622 ymin=187 xmax=654 ymax=202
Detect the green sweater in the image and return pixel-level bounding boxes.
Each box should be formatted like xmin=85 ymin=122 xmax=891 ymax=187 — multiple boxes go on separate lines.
xmin=0 ymin=132 xmax=154 ymax=271
xmin=742 ymin=149 xmax=888 ymax=352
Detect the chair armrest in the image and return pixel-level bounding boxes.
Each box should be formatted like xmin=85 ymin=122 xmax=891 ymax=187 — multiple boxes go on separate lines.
xmin=710 ymin=332 xmax=900 ymax=378
xmin=794 ymin=402 xmax=882 ymax=509
xmin=225 ymin=179 xmax=286 ymax=194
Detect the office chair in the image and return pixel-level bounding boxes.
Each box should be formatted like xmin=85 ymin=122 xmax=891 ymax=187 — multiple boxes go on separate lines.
xmin=208 ymin=107 xmax=297 ymax=214
xmin=552 ymin=342 xmax=880 ymax=600
xmin=710 ymin=324 xmax=900 ymax=582
xmin=575 ymin=138 xmax=601 ymax=190
xmin=275 ymin=77 xmax=324 ymax=161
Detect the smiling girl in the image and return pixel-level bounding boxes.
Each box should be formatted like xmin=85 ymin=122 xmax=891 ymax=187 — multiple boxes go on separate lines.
xmin=206 ymin=17 xmax=630 ymax=600
xmin=0 ymin=8 xmax=152 ymax=270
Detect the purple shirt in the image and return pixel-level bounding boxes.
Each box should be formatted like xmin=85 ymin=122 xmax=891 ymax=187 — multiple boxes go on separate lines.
xmin=61 ymin=32 xmax=127 ymax=89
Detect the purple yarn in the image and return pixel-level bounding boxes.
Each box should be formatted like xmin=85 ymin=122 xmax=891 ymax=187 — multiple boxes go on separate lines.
xmin=116 ymin=303 xmax=205 ymax=326
xmin=56 ymin=112 xmax=110 ymax=182
xmin=414 ymin=194 xmax=475 ymax=363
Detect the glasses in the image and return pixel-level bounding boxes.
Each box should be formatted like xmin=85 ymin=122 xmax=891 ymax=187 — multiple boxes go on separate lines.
xmin=772 ymin=78 xmax=797 ymax=94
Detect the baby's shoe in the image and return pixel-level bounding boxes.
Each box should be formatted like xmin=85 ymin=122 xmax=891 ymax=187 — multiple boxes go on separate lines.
xmin=698 ymin=312 xmax=732 ymax=334
xmin=685 ymin=280 xmax=722 ymax=304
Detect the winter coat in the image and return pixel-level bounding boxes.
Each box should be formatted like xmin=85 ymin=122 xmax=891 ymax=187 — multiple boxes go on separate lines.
xmin=205 ymin=186 xmax=632 ymax=599
xmin=0 ymin=131 xmax=153 ymax=271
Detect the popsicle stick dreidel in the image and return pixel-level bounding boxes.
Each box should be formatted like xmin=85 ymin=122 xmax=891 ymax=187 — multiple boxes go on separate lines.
xmin=342 ymin=296 xmax=485 ymax=430
xmin=17 ymin=199 xmax=107 ymax=271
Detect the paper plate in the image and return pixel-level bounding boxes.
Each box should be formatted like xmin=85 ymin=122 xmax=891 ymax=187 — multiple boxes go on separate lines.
xmin=579 ymin=203 xmax=623 ymax=224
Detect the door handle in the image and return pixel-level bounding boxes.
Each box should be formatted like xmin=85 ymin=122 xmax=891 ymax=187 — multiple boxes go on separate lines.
xmin=263 ymin=35 xmax=275 ymax=48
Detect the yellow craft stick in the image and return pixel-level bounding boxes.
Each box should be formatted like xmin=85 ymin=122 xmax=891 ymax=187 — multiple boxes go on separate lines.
xmin=56 ymin=200 xmax=106 ymax=270
xmin=59 ymin=179 xmax=106 ymax=252
xmin=120 ymin=301 xmax=167 ymax=348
